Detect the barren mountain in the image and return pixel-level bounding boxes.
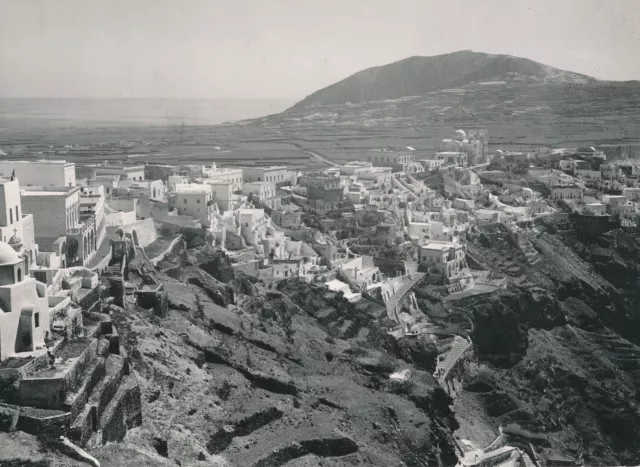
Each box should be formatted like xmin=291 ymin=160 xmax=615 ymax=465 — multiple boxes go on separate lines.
xmin=290 ymin=50 xmax=596 ymax=110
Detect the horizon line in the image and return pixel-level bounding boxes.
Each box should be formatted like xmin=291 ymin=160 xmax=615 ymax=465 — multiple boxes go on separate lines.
xmin=0 ymin=96 xmax=300 ymax=101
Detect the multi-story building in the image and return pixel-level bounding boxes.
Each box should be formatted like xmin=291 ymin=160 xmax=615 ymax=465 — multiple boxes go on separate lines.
xmin=0 ymin=178 xmax=37 ymax=261
xmin=168 ymin=175 xmax=188 ymax=192
xmin=576 ymin=146 xmax=606 ymax=161
xmin=206 ymin=182 xmax=236 ymax=212
xmin=358 ymin=167 xmax=393 ymax=185
xmin=124 ymin=179 xmax=166 ymax=201
xmin=271 ymin=204 xmax=303 ymax=229
xmin=171 ymin=165 xmax=205 ymax=181
xmin=601 ymin=163 xmax=619 ymax=180
xmin=584 ymin=203 xmax=607 ymax=216
xmin=419 ymin=242 xmax=466 ymax=280
xmin=603 ymin=195 xmax=635 ymax=215
xmin=419 ymin=158 xmax=444 ymax=171
xmin=83 ymin=175 xmax=121 ymax=197
xmin=241 ymin=182 xmax=277 ymax=207
xmin=78 ymin=162 xmax=145 ymax=182
xmin=440 ymin=129 xmax=488 ymax=165
xmin=340 ymin=255 xmax=382 ymax=289
xmin=550 ymin=185 xmax=583 ymax=202
xmin=363 ymin=151 xmax=414 ymax=173
xmin=623 ymin=187 xmax=640 ymax=202
xmin=299 ymin=174 xmax=343 ymax=212
xmin=202 ymin=164 xmax=243 ymax=192
xmin=174 ymin=184 xmax=214 ymax=227
xmin=0 ymin=160 xmax=76 ymax=187
xmin=78 ymin=185 xmax=107 ymax=259
xmin=575 ymin=169 xmax=601 ymax=181
xmin=237 ymin=209 xmax=267 ymax=247
xmin=340 ymin=162 xmax=374 ymax=177
xmin=437 ymin=152 xmax=467 ymax=167
xmin=559 ymin=159 xmax=579 ymax=172
xmin=241 ymin=166 xmax=288 ymax=185
xmin=144 ymin=163 xmax=175 ymax=181
xmin=21 ymin=186 xmax=81 ymax=252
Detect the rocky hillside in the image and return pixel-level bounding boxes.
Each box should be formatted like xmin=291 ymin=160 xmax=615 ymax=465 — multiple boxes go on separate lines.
xmin=440 ymin=222 xmax=640 ymax=465
xmin=94 ymin=245 xmax=460 ymax=467
xmin=290 ymin=50 xmax=596 ymax=110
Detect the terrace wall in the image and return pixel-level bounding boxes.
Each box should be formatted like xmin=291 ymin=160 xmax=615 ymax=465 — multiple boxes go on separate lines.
xmin=118 ymin=218 xmax=157 ymax=248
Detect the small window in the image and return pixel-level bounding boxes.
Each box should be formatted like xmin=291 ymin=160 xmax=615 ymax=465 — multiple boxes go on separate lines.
xmin=183 ymin=198 xmax=187 ymax=204
xmin=34 ymin=312 xmax=40 ymax=328
xmin=197 ymin=198 xmax=201 ymax=204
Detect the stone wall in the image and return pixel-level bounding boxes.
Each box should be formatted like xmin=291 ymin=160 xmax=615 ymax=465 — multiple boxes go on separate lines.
xmin=155 ymin=220 xmax=212 ymax=249
xmin=232 ymin=260 xmax=263 ymax=277
xmin=136 ymin=290 xmax=168 ymax=318
xmin=66 ymin=359 xmax=106 ymax=421
xmin=69 ymin=405 xmax=96 ymax=446
xmin=16 ymin=412 xmax=71 ymax=439
xmin=18 ymin=338 xmax=101 ymax=410
xmin=119 ymin=218 xmax=157 ymax=248
xmin=100 ymin=376 xmax=141 ymax=444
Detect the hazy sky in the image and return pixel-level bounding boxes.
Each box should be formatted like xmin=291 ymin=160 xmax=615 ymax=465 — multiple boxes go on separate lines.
xmin=1 ymin=0 xmax=639 ymax=99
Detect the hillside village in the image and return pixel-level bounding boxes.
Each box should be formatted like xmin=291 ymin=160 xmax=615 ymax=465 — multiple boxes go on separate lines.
xmin=1 ymin=128 xmax=640 ymax=466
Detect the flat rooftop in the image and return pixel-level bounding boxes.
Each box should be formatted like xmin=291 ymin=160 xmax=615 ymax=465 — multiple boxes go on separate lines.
xmin=21 ymin=190 xmax=77 ymax=196
xmin=175 ymin=184 xmax=210 ymax=193
xmin=422 ymin=242 xmax=455 ymax=251
xmin=0 ymin=159 xmax=73 ymax=165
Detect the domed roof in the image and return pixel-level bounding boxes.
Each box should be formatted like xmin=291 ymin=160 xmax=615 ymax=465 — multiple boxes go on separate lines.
xmin=8 ymin=230 xmax=22 ymax=246
xmin=454 ymin=129 xmax=467 ymax=141
xmin=0 ymin=241 xmax=22 ymax=265
xmin=578 ymin=146 xmax=596 ymax=153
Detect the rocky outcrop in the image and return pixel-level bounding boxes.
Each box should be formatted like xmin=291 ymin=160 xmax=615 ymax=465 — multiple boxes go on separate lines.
xmin=100 ymin=260 xmax=459 ymax=467
xmin=453 ymin=225 xmax=640 ymax=465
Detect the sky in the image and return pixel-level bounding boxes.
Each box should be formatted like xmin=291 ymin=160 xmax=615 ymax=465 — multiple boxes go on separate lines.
xmin=0 ymin=0 xmax=639 ymax=99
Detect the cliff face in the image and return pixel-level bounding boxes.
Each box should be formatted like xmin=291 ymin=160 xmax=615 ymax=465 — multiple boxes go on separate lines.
xmin=452 ymin=224 xmax=640 ymax=465
xmin=96 ymin=248 xmax=460 ymax=467
xmin=290 ymin=50 xmax=596 ymax=110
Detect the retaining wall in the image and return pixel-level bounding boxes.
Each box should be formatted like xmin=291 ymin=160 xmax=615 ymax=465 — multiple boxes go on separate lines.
xmin=100 ymin=376 xmax=141 ymax=444
xmin=119 ymin=218 xmax=157 ymax=248
xmin=16 ymin=411 xmax=71 ymax=438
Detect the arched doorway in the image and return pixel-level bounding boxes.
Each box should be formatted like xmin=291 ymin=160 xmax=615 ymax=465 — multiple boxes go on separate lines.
xmin=22 ymin=252 xmax=30 ymax=276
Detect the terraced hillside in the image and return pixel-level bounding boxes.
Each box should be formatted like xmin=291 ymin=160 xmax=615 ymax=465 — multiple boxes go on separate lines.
xmin=92 ymin=246 xmax=459 ymax=467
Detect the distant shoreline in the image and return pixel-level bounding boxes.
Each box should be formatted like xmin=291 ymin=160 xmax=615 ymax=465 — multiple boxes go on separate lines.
xmin=0 ymin=97 xmax=296 ymax=127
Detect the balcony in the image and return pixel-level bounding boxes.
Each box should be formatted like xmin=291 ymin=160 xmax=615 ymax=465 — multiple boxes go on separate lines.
xmin=67 ymin=216 xmax=95 ymax=235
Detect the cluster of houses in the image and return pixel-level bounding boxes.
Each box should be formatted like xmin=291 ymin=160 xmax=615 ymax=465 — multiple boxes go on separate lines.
xmin=0 ymin=160 xmax=144 ymax=449
xmin=3 ymin=128 xmax=634 ymax=370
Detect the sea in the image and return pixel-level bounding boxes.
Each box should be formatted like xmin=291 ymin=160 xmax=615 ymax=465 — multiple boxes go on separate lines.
xmin=0 ymin=98 xmax=296 ymax=129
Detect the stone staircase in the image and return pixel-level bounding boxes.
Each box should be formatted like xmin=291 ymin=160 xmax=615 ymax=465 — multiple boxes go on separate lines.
xmin=435 ymin=336 xmax=472 ymax=383
xmin=385 ymin=273 xmax=425 ymax=321
xmin=521 ymin=452 xmax=537 ymax=467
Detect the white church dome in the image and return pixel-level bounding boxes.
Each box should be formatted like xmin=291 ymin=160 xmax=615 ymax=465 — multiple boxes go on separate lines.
xmin=454 ymin=129 xmax=467 ymax=141
xmin=0 ymin=241 xmax=22 ymax=266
